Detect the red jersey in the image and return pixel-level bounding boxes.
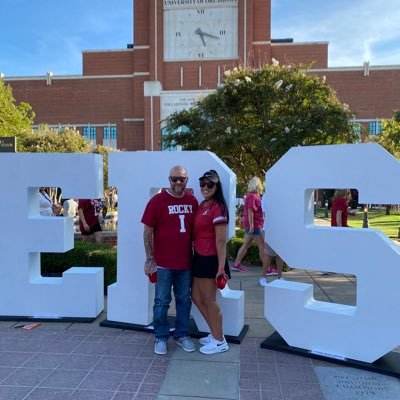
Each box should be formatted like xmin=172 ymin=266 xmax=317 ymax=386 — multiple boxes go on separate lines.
xmin=331 ymin=197 xmax=348 ymax=227
xmin=242 ymin=192 xmax=264 ymax=229
xmin=194 ymin=200 xmax=227 ymax=256
xmin=141 ymin=190 xmax=198 ymax=270
xmin=78 ymin=199 xmax=102 ymax=230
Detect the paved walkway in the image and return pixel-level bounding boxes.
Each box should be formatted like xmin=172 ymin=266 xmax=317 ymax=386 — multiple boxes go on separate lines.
xmin=1 ymin=218 xmax=399 ymax=399
xmin=1 ymin=266 xmax=397 ymax=400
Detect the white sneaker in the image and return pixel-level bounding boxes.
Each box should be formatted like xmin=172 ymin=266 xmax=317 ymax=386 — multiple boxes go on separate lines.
xmin=154 ymin=339 xmax=167 ymax=355
xmin=174 ymin=336 xmax=196 ymax=352
xmin=199 ymin=334 xmax=213 ymax=346
xmin=199 ymin=337 xmax=229 ymax=354
xmin=259 ymin=277 xmax=268 ymax=287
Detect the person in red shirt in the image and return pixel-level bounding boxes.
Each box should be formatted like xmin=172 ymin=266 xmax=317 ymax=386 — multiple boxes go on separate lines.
xmin=192 ymin=170 xmax=231 ymax=355
xmin=78 ymin=198 xmax=103 ymax=243
xmin=331 ymin=189 xmax=350 ymax=227
xmin=141 ymin=165 xmax=198 ymax=355
xmin=232 ymin=177 xmax=269 ymax=275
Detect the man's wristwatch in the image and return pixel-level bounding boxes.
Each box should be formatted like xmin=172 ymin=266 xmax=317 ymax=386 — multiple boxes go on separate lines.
xmin=145 ymin=257 xmax=153 ymax=263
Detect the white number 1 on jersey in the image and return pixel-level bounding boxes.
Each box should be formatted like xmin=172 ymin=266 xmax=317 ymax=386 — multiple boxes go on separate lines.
xmin=178 ymin=214 xmax=186 ymax=233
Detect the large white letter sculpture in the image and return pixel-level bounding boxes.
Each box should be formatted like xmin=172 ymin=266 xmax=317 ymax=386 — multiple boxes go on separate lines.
xmin=107 ymin=151 xmax=244 ymax=336
xmin=0 ymin=153 xmax=104 ymax=318
xmin=265 ymin=144 xmax=400 ymax=363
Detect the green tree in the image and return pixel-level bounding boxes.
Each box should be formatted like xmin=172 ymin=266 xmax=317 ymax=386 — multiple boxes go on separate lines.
xmin=18 ymin=125 xmax=91 ymax=153
xmin=163 ymin=64 xmax=357 ymax=189
xmin=0 ymin=80 xmax=34 ymax=137
xmin=367 ymin=111 xmax=400 ymax=159
xmin=92 ymin=144 xmax=120 ymax=195
xmin=366 ymin=111 xmax=400 ymax=216
xmin=20 ymin=127 xmax=119 ymax=197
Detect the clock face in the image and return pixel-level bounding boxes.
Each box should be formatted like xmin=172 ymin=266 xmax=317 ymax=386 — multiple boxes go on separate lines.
xmin=164 ymin=5 xmax=238 ymax=61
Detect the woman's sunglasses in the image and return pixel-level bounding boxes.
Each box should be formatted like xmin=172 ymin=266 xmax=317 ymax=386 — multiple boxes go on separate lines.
xmin=169 ymin=176 xmax=187 ymax=183
xmin=200 ymin=181 xmax=216 ymax=189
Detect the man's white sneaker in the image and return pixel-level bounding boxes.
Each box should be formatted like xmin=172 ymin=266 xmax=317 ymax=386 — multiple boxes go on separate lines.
xmin=174 ymin=336 xmax=196 ymax=352
xmin=199 ymin=334 xmax=213 ymax=346
xmin=259 ymin=277 xmax=268 ymax=287
xmin=199 ymin=337 xmax=229 ymax=354
xmin=154 ymin=339 xmax=167 ymax=355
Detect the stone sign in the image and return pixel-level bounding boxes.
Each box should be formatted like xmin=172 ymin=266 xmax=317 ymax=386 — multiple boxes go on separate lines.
xmin=315 ymin=366 xmax=400 ymax=400
xmin=0 ymin=136 xmax=16 ymax=152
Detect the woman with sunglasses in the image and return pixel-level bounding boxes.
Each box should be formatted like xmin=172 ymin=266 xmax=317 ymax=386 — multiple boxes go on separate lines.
xmin=192 ymin=170 xmax=231 ymax=354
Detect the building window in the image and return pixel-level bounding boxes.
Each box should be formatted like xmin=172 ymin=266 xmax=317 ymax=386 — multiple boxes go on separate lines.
xmin=369 ymin=121 xmax=382 ymax=136
xmin=161 ymin=126 xmax=185 ymax=151
xmin=103 ymin=126 xmax=117 ymax=148
xmin=83 ymin=126 xmax=97 ymax=147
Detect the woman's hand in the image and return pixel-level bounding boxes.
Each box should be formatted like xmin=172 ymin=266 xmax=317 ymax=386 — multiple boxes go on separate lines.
xmin=215 ymin=265 xmax=227 ymax=280
xmin=215 ymin=271 xmax=229 ymax=288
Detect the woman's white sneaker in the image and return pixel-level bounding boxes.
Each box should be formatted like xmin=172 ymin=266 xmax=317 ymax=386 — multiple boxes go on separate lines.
xmin=199 ymin=334 xmax=213 ymax=346
xmin=199 ymin=337 xmax=229 ymax=354
xmin=259 ymin=277 xmax=268 ymax=287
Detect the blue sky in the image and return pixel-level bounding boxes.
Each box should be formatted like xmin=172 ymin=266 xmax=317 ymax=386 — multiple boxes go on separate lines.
xmin=0 ymin=0 xmax=399 ymax=77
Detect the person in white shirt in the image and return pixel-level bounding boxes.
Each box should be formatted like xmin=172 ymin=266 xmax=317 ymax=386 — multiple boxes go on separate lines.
xmin=39 ymin=187 xmax=61 ymax=216
xmin=63 ymin=198 xmax=78 ymax=217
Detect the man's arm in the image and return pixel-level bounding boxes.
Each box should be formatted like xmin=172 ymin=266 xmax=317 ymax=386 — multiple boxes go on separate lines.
xmin=143 ymin=224 xmax=156 ymax=275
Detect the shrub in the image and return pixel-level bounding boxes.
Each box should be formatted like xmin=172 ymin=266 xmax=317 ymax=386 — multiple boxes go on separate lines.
xmin=41 ymin=241 xmax=116 ymax=293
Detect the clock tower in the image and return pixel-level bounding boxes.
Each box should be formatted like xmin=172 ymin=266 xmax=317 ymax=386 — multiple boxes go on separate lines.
xmin=135 ymin=0 xmax=272 ymax=150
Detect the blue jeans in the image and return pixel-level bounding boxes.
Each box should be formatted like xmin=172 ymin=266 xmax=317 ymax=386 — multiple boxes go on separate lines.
xmin=153 ymin=268 xmax=192 ymax=341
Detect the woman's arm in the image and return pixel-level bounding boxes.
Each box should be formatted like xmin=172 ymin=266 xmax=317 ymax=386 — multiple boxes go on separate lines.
xmin=247 ymin=208 xmax=254 ymax=233
xmin=215 ymin=224 xmax=227 ymax=278
xmin=78 ymin=208 xmax=90 ymax=232
xmin=336 ymin=210 xmax=343 ymax=227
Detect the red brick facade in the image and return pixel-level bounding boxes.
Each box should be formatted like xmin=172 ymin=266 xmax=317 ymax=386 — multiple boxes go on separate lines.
xmin=3 ymin=0 xmax=400 ymax=150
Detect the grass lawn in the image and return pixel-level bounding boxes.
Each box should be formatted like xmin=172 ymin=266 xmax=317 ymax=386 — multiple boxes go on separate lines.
xmin=315 ymin=208 xmax=400 ymax=240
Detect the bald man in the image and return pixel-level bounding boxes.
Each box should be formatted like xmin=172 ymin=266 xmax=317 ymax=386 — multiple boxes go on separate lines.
xmin=142 ymin=165 xmax=198 ymax=355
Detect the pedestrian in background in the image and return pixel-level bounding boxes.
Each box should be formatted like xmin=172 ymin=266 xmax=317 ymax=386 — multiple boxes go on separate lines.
xmin=39 ymin=187 xmax=61 ymax=216
xmin=232 ymin=177 xmax=269 ymax=276
xmin=78 ymin=198 xmax=103 ymax=243
xmin=331 ymin=189 xmax=350 ymax=227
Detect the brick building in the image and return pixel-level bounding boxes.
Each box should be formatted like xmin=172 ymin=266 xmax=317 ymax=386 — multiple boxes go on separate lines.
xmin=3 ymin=0 xmax=400 ymax=150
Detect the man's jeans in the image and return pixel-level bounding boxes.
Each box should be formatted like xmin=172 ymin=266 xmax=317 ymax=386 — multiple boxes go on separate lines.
xmin=153 ymin=268 xmax=192 ymax=341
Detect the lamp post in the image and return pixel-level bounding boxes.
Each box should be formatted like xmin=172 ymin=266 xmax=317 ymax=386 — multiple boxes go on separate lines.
xmin=362 ymin=204 xmax=369 ymax=228
xmin=324 ymin=200 xmax=329 ymax=218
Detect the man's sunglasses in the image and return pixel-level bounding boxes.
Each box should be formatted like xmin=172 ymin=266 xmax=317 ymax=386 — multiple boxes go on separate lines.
xmin=200 ymin=181 xmax=216 ymax=189
xmin=169 ymin=176 xmax=187 ymax=183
